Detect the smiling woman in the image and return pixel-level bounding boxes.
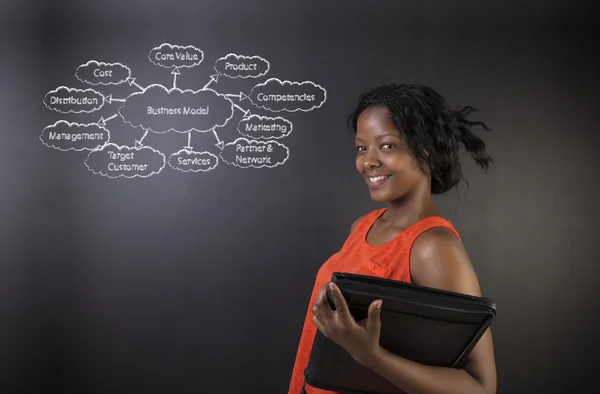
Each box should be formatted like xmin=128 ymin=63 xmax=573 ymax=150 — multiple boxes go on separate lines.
xmin=351 ymin=85 xmax=492 ymax=197
xmin=288 ymin=84 xmax=497 ymax=394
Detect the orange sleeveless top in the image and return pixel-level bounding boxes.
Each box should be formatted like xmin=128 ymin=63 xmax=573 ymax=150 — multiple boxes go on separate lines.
xmin=287 ymin=208 xmax=461 ymax=394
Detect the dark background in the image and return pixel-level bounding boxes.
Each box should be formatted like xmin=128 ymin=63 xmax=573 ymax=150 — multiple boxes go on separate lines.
xmin=1 ymin=0 xmax=599 ymax=393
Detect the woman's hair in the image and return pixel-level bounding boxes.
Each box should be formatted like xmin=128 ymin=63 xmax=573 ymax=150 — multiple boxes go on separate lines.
xmin=347 ymin=84 xmax=493 ymax=195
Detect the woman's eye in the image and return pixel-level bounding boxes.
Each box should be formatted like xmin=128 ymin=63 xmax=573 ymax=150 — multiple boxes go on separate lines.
xmin=381 ymin=143 xmax=395 ymax=149
xmin=356 ymin=146 xmax=366 ymax=152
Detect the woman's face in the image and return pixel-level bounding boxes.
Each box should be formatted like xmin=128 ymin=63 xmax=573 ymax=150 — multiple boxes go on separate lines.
xmin=354 ymin=106 xmax=428 ymax=202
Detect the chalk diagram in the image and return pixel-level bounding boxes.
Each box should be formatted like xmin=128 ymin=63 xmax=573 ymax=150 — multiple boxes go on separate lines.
xmin=40 ymin=43 xmax=327 ymax=178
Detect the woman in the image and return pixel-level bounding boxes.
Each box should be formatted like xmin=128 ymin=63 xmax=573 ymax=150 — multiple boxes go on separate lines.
xmin=288 ymin=84 xmax=497 ymax=394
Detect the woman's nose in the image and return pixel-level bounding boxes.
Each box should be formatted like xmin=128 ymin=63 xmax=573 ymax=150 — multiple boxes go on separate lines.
xmin=362 ymin=150 xmax=380 ymax=169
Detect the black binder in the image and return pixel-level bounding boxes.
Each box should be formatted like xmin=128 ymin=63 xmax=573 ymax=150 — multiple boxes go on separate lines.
xmin=303 ymin=272 xmax=496 ymax=394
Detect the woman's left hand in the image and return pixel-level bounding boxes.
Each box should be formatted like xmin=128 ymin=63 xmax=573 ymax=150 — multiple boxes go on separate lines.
xmin=312 ymin=282 xmax=383 ymax=366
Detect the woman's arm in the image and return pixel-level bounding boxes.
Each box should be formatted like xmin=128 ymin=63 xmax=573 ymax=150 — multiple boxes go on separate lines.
xmin=313 ymin=227 xmax=497 ymax=394
xmin=360 ymin=227 xmax=497 ymax=394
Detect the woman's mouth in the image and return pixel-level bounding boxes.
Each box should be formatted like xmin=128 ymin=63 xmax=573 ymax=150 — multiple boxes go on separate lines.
xmin=366 ymin=174 xmax=392 ymax=188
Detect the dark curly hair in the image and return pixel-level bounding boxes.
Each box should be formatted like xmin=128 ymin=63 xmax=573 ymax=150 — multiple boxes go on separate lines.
xmin=347 ymin=84 xmax=493 ymax=195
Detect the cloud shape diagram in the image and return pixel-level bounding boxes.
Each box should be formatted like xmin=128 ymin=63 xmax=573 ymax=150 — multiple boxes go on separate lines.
xmin=168 ymin=149 xmax=219 ymax=172
xmin=219 ymin=138 xmax=289 ymax=168
xmin=118 ymin=84 xmax=235 ymax=134
xmin=148 ymin=43 xmax=203 ymax=69
xmin=75 ymin=61 xmax=131 ymax=85
xmin=237 ymin=114 xmax=292 ymax=139
xmin=40 ymin=120 xmax=110 ymax=151
xmin=214 ymin=53 xmax=270 ymax=78
xmin=43 ymin=86 xmax=104 ymax=114
xmin=248 ymin=78 xmax=327 ymax=112
xmin=85 ymin=143 xmax=165 ymax=179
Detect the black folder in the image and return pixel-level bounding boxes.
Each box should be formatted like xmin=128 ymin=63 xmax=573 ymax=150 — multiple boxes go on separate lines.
xmin=304 ymin=272 xmax=496 ymax=394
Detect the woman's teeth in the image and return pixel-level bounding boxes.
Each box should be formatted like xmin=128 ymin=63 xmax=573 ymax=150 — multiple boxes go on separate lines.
xmin=369 ymin=175 xmax=391 ymax=183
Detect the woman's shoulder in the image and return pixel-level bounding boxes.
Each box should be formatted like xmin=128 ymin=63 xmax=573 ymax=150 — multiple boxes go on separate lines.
xmin=349 ymin=208 xmax=386 ymax=234
xmin=409 ymin=225 xmax=480 ymax=295
xmin=349 ymin=216 xmax=364 ymax=233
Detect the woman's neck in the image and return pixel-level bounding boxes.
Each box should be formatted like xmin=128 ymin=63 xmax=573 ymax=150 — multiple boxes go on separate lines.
xmin=383 ymin=190 xmax=440 ymax=229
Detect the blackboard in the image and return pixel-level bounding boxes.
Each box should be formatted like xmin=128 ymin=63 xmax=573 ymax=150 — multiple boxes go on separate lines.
xmin=1 ymin=1 xmax=598 ymax=393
